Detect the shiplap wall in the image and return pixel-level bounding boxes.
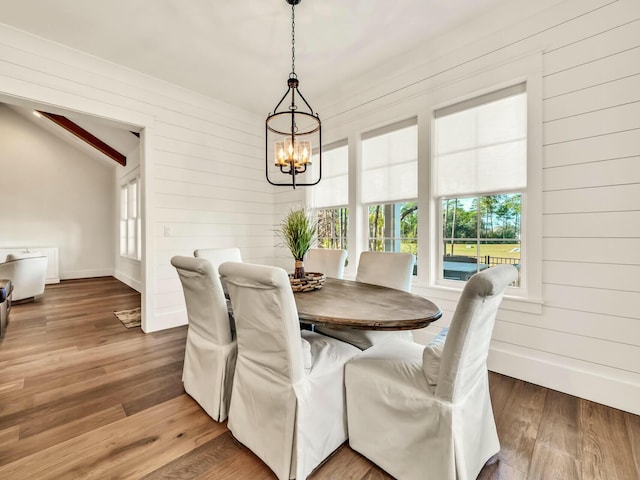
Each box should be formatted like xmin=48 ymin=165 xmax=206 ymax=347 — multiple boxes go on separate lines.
xmin=303 ymin=0 xmax=640 ymax=414
xmin=0 ymin=23 xmax=272 ymax=332
xmin=532 ymin=0 xmax=640 ymax=414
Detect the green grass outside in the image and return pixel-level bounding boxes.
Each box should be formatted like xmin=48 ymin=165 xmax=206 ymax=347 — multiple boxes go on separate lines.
xmin=382 ymin=241 xmax=521 ymax=261
xmin=446 ymin=243 xmax=521 ymax=260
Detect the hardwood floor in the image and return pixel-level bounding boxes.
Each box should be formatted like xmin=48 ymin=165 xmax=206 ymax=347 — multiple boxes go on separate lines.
xmin=0 ymin=277 xmax=638 ymax=479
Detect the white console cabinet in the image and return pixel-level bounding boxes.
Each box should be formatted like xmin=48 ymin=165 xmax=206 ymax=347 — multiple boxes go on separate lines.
xmin=0 ymin=247 xmax=60 ymax=284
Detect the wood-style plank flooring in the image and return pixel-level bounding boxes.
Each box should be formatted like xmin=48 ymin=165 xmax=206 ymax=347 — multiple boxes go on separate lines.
xmin=0 ymin=277 xmax=638 ymax=479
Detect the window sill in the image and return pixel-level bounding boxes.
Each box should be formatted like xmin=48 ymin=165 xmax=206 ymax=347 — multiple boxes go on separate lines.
xmin=411 ymin=281 xmax=543 ymax=315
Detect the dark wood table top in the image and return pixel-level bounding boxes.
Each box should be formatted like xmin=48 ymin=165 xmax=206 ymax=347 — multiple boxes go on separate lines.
xmin=294 ymin=278 xmax=442 ymax=330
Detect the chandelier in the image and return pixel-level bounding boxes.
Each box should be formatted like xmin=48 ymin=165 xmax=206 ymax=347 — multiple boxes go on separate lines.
xmin=265 ymin=0 xmax=321 ymax=189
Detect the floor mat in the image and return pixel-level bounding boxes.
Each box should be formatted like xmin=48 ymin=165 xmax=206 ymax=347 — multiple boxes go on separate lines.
xmin=114 ymin=307 xmax=141 ymax=328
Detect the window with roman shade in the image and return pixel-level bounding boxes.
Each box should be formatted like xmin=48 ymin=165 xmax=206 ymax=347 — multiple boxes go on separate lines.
xmin=311 ymin=142 xmax=349 ymax=249
xmin=310 ymin=142 xmax=348 ymax=209
xmin=434 ymin=83 xmax=526 ymax=286
xmin=435 ymin=83 xmax=526 ymax=198
xmin=362 ymin=118 xmax=418 ymax=266
xmin=361 ymin=118 xmax=417 ymax=205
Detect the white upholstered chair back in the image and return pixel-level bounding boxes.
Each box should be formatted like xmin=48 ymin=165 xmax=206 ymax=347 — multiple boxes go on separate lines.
xmin=170 ymin=255 xmax=237 ymax=421
xmin=435 ymin=264 xmax=517 ymax=403
xmin=356 ymin=251 xmax=415 ymax=292
xmin=304 ymin=248 xmax=347 ymax=279
xmin=219 ymin=261 xmax=305 ymax=385
xmin=171 ymin=256 xmax=232 ymax=345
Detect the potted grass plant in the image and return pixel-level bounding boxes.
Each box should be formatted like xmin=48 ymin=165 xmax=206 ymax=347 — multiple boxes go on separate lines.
xmin=279 ymin=207 xmax=316 ymax=280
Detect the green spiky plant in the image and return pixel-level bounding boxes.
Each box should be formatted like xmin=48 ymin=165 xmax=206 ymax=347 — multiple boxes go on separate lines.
xmin=279 ymin=207 xmax=316 ymax=279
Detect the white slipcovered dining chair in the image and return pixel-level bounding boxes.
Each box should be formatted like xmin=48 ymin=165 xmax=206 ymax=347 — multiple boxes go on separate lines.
xmin=0 ymin=252 xmax=48 ymax=302
xmin=344 ymin=264 xmax=518 ymax=480
xmin=170 ymin=255 xmax=237 ymax=422
xmin=219 ymin=261 xmax=360 ymax=480
xmin=356 ymin=250 xmax=415 ymax=291
xmin=304 ymin=248 xmax=347 ymax=279
xmin=316 ymin=251 xmax=416 ymax=349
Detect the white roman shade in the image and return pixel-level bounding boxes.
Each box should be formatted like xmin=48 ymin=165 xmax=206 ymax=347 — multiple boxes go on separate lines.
xmin=361 ymin=118 xmax=417 ymax=204
xmin=435 ymin=83 xmax=526 ymax=198
xmin=311 ymin=142 xmax=348 ymax=208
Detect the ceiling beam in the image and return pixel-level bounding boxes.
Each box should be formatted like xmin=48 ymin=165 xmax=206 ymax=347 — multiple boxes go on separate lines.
xmin=38 ymin=111 xmax=127 ymax=166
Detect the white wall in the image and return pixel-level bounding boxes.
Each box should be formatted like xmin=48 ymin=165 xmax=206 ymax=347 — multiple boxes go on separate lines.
xmin=306 ymin=0 xmax=640 ymax=415
xmin=0 ymin=103 xmax=116 ymax=279
xmin=0 ymin=21 xmax=271 ymax=333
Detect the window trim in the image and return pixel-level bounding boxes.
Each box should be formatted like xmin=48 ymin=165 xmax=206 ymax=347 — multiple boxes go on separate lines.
xmin=434 ymin=85 xmax=526 ymax=290
xmin=424 ymin=55 xmax=543 ymax=304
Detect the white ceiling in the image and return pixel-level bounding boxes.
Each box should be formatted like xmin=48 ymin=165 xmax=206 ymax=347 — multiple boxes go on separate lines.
xmin=0 ymin=0 xmax=508 ymax=115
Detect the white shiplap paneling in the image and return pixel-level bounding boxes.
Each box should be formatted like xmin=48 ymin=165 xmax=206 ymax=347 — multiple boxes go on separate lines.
xmin=544 ymin=74 xmax=640 ymax=121
xmin=543 ymin=156 xmax=640 ymax=190
xmin=543 ymin=237 xmax=640 ymax=264
xmin=544 ymin=47 xmax=640 ymax=99
xmin=543 ymin=260 xmax=640 ymax=292
xmin=544 ymin=101 xmax=640 ymax=145
xmin=543 ymin=184 xmax=640 ymax=213
xmin=545 ymin=129 xmax=640 ymax=168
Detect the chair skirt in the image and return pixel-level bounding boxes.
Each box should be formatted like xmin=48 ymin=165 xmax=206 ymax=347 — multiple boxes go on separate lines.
xmin=345 ymin=339 xmax=500 ymax=480
xmin=229 ymin=330 xmax=359 ymax=480
xmin=182 ymin=329 xmax=237 ymax=421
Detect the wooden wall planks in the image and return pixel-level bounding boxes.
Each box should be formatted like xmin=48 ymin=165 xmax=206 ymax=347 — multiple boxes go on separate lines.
xmin=544 ymin=129 xmax=640 ymax=167
xmin=543 ymin=156 xmax=640 ymax=190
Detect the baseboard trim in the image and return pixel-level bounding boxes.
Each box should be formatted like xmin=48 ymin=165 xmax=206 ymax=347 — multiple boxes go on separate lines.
xmin=113 ymin=271 xmax=142 ymax=293
xmin=488 ymin=346 xmax=640 ymax=416
xmin=143 ymin=308 xmax=186 ymax=333
xmin=59 ymin=269 xmax=114 ymax=280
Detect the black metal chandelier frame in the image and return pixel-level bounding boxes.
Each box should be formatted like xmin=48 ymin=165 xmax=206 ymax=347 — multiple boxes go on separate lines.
xmin=265 ymin=0 xmax=322 ymax=189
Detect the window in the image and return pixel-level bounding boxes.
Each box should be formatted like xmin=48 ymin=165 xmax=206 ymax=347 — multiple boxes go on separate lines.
xmin=120 ymin=177 xmax=141 ymax=260
xmin=442 ymin=194 xmax=521 ymax=285
xmin=435 ymin=83 xmax=526 ymax=287
xmin=317 ymin=207 xmax=348 ymax=249
xmin=311 ymin=142 xmax=349 ymax=250
xmin=368 ymin=202 xmax=417 ymax=255
xmin=362 ymin=119 xmax=418 ymax=271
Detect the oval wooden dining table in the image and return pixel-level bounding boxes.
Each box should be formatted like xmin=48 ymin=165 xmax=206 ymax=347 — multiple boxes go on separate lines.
xmin=294 ymin=278 xmax=442 ymax=330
